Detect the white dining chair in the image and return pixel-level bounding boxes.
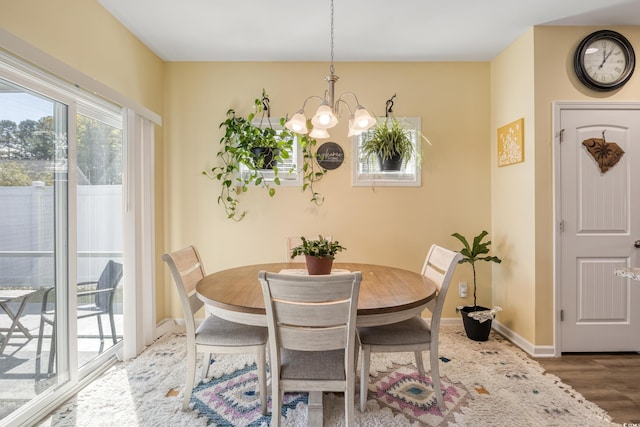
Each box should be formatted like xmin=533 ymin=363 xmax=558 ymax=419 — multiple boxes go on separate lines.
xmin=259 ymin=270 xmax=362 ymax=427
xmin=162 ymin=245 xmax=269 ymax=413
xmin=357 ymin=244 xmax=462 ymax=412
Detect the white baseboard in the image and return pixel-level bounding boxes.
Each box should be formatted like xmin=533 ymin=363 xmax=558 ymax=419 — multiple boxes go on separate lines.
xmin=492 ymin=320 xmax=556 ymax=357
xmin=155 ymin=318 xmax=177 ymax=339
xmin=439 ymin=316 xmax=556 ymax=357
xmin=440 ymin=316 xmax=463 ymax=326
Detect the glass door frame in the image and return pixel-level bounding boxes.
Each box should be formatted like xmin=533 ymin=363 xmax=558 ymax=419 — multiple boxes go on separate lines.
xmin=0 ymin=47 xmax=158 ymax=426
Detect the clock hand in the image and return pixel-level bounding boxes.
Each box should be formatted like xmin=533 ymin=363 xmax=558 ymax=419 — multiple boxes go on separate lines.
xmin=599 ymin=46 xmax=615 ymax=69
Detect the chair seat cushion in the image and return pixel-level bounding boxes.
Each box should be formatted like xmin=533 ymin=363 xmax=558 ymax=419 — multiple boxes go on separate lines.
xmin=280 ymin=348 xmax=345 ymax=380
xmin=195 ymin=314 xmax=268 ymax=346
xmin=358 ymin=316 xmax=431 ymax=346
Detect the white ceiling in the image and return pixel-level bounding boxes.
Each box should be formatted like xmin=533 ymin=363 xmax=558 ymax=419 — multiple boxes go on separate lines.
xmin=98 ymin=0 xmax=640 ymax=62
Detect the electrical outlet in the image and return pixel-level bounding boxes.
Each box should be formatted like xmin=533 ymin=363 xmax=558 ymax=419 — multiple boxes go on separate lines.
xmin=459 ymin=282 xmax=468 ymax=298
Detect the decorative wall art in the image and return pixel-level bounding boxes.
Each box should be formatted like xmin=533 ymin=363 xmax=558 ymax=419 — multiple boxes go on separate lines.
xmin=316 ymin=142 xmax=344 ymax=170
xmin=582 ymin=136 xmax=625 ymax=173
xmin=497 ymin=118 xmax=524 ymax=167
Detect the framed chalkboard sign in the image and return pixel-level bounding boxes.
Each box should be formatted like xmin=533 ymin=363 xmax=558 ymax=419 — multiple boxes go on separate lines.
xmin=316 ymin=142 xmax=344 ymax=170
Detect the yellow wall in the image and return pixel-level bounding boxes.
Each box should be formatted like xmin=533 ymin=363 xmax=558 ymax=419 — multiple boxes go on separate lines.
xmin=163 ymin=61 xmax=492 ymax=319
xmin=0 ymin=0 xmax=167 ymax=322
xmin=490 ymin=29 xmax=537 ymax=343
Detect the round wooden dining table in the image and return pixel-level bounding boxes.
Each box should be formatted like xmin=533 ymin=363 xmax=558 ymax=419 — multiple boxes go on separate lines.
xmin=195 ymin=262 xmax=435 ymax=426
xmin=195 ymin=262 xmax=436 ymax=327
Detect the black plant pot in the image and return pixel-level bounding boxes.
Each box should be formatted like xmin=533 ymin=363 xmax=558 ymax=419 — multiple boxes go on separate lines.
xmin=251 ymin=147 xmax=278 ymax=169
xmin=460 ymin=305 xmax=493 ymax=342
xmin=377 ymin=153 xmax=403 ymax=171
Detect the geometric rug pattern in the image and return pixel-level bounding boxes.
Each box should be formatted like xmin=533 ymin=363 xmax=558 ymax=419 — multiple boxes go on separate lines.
xmin=36 ymin=326 xmax=618 ymax=427
xmin=191 ymin=363 xmax=307 ymax=426
xmin=368 ymin=364 xmax=471 ymax=426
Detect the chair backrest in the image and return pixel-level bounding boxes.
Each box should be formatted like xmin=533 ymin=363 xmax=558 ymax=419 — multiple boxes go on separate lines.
xmin=162 ymin=246 xmax=207 ymax=336
xmin=286 ymin=235 xmax=333 ymax=262
xmin=421 ymin=244 xmax=462 ymax=330
xmin=95 ymin=260 xmax=124 ymax=311
xmin=259 ymin=270 xmax=362 ymax=375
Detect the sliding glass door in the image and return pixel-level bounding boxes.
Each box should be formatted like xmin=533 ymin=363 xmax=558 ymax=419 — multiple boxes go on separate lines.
xmin=75 ymin=110 xmax=123 ymax=370
xmin=0 ymin=78 xmax=69 ymax=416
xmin=0 ymin=74 xmax=125 ymax=421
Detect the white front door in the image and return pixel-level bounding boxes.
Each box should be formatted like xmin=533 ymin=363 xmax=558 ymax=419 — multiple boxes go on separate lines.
xmin=556 ymin=102 xmax=640 ymax=352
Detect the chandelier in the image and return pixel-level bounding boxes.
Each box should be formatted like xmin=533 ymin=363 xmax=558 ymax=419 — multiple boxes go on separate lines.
xmin=285 ymin=0 xmax=376 ymax=139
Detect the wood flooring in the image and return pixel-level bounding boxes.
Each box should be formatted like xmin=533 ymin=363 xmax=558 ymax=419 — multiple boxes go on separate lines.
xmin=535 ymin=352 xmax=640 ymax=424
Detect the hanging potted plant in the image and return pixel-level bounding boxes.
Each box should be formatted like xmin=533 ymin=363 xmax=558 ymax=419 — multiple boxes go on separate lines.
xmin=360 ymin=116 xmax=415 ymax=171
xmin=203 ymin=90 xmax=295 ymax=221
xmin=451 ymin=230 xmax=502 ymax=341
xmin=290 ymin=235 xmax=346 ymax=275
xmin=204 ymin=90 xmax=329 ymax=221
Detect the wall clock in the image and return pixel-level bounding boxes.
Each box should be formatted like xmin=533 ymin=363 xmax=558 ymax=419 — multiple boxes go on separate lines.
xmin=574 ymin=30 xmax=635 ymax=91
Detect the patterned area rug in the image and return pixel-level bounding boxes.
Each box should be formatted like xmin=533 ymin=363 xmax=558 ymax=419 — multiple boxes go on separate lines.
xmin=37 ymin=326 xmax=618 ymax=426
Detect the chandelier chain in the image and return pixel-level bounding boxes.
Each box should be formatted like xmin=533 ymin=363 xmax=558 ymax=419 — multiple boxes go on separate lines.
xmin=330 ymin=0 xmax=334 ymax=74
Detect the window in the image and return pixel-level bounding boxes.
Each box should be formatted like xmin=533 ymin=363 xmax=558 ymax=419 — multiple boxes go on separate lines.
xmin=352 ymin=117 xmax=422 ymax=187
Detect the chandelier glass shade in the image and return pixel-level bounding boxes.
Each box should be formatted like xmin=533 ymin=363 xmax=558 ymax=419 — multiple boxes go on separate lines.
xmin=285 ymin=0 xmax=376 ymax=139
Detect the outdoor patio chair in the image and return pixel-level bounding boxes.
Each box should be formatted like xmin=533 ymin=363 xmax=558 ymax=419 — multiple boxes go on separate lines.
xmin=36 ymin=260 xmax=123 ymax=376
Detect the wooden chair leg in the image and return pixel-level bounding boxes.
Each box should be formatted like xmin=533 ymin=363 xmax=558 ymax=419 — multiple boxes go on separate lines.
xmin=183 ymin=347 xmax=197 ymax=411
xmin=200 ymin=353 xmax=211 ymax=379
xmin=359 ymin=345 xmax=371 ymax=412
xmin=271 ymin=388 xmax=282 ymax=427
xmin=430 ymin=348 xmax=444 ymax=411
xmin=414 ymin=350 xmax=425 ymax=376
xmin=346 ymin=366 xmax=355 ymax=425
xmin=256 ymin=346 xmax=267 ymax=415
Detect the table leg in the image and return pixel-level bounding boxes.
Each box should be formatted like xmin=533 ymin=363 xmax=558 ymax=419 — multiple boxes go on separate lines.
xmin=0 ymin=298 xmax=32 ymax=353
xmin=307 ymin=391 xmax=323 ymax=426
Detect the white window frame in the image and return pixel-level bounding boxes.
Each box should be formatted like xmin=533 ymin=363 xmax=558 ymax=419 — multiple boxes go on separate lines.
xmin=352 ymin=116 xmax=422 ymax=187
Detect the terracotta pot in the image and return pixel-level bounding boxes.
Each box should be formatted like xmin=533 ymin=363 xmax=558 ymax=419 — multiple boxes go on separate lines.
xmin=305 ymin=255 xmax=333 ymax=275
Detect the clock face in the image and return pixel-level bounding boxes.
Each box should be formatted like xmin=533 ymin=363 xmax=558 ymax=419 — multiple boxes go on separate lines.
xmin=574 ymin=30 xmax=636 ymax=91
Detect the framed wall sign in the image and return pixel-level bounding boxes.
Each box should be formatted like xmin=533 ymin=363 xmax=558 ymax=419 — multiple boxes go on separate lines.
xmin=316 ymin=142 xmax=344 ymax=170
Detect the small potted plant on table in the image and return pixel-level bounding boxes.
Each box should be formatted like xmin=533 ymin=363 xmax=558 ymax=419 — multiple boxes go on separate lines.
xmin=290 ymin=235 xmax=346 ymax=275
xmin=451 ymin=230 xmax=502 ymax=341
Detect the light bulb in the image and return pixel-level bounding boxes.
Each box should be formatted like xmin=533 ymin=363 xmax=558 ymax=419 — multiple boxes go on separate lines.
xmin=319 ymin=114 xmax=331 ymax=125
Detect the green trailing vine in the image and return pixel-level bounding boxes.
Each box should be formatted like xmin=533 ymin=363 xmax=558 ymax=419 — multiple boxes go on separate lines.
xmin=203 ymin=90 xmax=327 ymax=221
xmin=299 ymin=134 xmax=326 ymax=206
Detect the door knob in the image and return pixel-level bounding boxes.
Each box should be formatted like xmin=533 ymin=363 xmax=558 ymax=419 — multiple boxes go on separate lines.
xmin=635 ymin=240 xmax=640 ymax=248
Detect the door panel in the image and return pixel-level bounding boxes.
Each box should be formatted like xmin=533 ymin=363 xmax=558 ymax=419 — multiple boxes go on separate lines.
xmin=559 ymin=105 xmax=640 ymax=352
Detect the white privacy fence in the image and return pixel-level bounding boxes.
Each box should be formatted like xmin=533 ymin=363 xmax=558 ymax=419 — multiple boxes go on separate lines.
xmin=0 ymin=184 xmax=123 ymax=288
